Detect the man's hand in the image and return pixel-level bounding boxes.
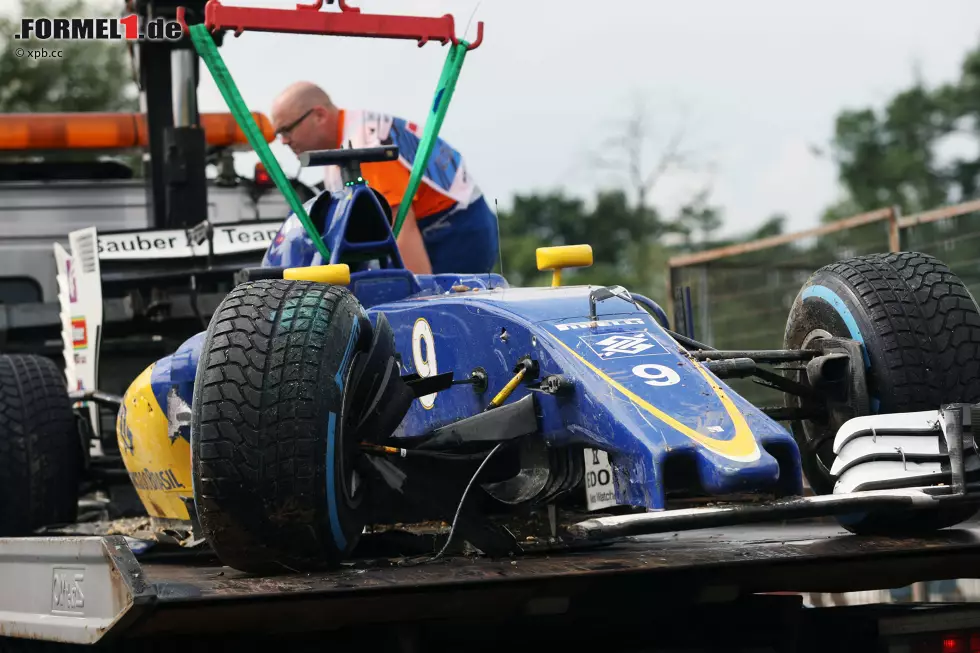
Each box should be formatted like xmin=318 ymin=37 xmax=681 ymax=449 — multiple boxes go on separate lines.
xmin=393 ymin=205 xmax=433 ymax=275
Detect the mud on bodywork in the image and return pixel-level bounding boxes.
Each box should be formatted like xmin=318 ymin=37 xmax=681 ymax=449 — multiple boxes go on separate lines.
xmin=367 ymin=284 xmax=803 ymax=513
xmin=113 ymin=333 xmax=203 ymax=523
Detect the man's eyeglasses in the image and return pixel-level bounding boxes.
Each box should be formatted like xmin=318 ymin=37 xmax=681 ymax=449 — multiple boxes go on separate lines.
xmin=275 ymin=108 xmax=315 ymax=138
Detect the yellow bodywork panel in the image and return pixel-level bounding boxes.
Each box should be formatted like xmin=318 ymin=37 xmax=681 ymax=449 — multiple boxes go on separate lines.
xmin=116 ymin=364 xmax=193 ymax=521
xmin=535 ymin=245 xmax=593 ymax=287
xmin=284 ymin=263 xmax=351 ymax=285
xmin=535 ymin=245 xmax=593 ymax=271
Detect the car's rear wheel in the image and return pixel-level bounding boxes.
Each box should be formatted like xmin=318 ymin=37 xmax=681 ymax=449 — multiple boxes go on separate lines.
xmin=784 ymin=251 xmax=980 ymax=534
xmin=191 ymin=279 xmax=374 ymax=573
xmin=0 ymin=354 xmax=81 ymax=536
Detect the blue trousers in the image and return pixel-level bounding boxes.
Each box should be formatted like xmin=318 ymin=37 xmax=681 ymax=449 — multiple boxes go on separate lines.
xmin=416 ymin=196 xmax=500 ymax=275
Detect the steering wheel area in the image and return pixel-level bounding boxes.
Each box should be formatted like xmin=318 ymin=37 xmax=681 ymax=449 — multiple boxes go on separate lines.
xmin=299 ymin=145 xmax=400 ymax=187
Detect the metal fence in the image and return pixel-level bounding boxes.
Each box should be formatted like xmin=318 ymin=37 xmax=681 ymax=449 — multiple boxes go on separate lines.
xmin=666 ymin=198 xmax=980 ymax=405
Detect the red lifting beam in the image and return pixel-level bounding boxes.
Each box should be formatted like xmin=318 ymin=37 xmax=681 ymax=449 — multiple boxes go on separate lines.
xmin=177 ymin=0 xmax=483 ymax=50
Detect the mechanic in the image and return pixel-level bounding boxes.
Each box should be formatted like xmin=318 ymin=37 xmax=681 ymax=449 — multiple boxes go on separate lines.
xmin=269 ymin=81 xmax=499 ymax=276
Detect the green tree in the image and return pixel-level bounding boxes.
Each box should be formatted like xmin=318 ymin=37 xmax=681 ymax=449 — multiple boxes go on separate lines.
xmin=829 ymin=88 xmax=950 ymax=215
xmin=672 ymin=189 xmax=724 ymax=250
xmin=494 ymin=188 xmax=672 ymax=303
xmin=813 ymin=37 xmax=980 ymax=286
xmin=820 ymin=37 xmax=980 ymax=216
xmin=0 ymin=0 xmax=138 ymax=112
xmin=0 ymin=0 xmax=140 ymax=174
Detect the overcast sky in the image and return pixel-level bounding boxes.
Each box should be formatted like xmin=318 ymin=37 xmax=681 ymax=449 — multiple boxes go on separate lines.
xmin=5 ymin=0 xmax=980 ymax=237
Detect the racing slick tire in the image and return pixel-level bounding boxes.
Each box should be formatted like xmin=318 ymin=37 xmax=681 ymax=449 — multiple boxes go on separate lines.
xmin=0 ymin=354 xmax=81 ymax=536
xmin=784 ymin=251 xmax=980 ymax=535
xmin=191 ymin=279 xmax=374 ymax=573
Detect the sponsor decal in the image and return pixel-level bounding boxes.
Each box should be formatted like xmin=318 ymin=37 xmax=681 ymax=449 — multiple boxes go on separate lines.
xmin=555 ymin=317 xmax=644 ymax=332
xmin=71 ymin=316 xmax=87 ymax=350
xmin=580 ymin=330 xmax=665 ymax=360
xmin=66 ymin=258 xmax=77 ymax=303
xmin=584 ymin=448 xmax=618 ymax=510
xmin=129 ymin=467 xmax=186 ymax=492
xmin=116 ymin=401 xmax=134 ymax=455
xmin=97 ymin=222 xmax=283 ymax=260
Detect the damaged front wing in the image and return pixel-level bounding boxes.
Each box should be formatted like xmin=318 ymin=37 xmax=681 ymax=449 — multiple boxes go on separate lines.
xmin=570 ymin=403 xmax=980 ymax=540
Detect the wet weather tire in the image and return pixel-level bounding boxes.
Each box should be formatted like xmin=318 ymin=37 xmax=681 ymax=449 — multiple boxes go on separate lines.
xmin=191 ymin=279 xmax=373 ymax=573
xmin=0 ymin=354 xmax=80 ymax=536
xmin=784 ymin=251 xmax=980 ymax=534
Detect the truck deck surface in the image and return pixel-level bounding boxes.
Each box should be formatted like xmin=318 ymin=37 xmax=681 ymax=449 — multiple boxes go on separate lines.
xmin=6 ymin=518 xmax=980 ymax=646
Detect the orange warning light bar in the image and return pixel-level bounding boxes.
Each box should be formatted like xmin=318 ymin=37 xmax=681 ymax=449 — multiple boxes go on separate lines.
xmin=0 ymin=112 xmax=275 ymax=152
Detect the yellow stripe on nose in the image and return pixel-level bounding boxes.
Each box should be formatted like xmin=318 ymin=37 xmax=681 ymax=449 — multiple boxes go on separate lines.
xmin=553 ymin=338 xmax=761 ymax=463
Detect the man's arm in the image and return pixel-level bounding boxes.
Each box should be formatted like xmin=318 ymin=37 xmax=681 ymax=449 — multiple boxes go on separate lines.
xmin=392 ymin=205 xmax=433 ymax=275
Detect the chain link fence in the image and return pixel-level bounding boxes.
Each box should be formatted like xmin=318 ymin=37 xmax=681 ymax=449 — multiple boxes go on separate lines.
xmin=899 ymin=199 xmax=980 ymax=294
xmin=666 ymin=200 xmax=980 ymax=406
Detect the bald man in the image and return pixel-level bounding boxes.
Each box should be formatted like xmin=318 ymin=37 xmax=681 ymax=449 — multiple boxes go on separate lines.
xmin=266 ymin=81 xmax=499 ymax=276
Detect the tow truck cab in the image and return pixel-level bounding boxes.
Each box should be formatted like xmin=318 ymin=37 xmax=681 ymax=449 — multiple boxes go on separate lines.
xmin=0 ymin=114 xmax=312 ymax=405
xmin=0 ymin=0 xmax=316 ymax=408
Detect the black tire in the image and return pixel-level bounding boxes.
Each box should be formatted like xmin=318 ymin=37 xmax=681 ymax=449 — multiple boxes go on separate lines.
xmin=0 ymin=354 xmax=81 ymax=536
xmin=191 ymin=279 xmax=374 ymax=573
xmin=784 ymin=251 xmax=980 ymax=534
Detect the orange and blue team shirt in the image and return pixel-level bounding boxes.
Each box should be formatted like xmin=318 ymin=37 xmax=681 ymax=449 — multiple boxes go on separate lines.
xmin=322 ymin=109 xmax=483 ymax=220
xmin=262 ymin=108 xmax=499 ymax=273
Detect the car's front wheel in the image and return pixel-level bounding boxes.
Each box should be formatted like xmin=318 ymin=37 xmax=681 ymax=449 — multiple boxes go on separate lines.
xmin=191 ymin=279 xmax=374 ymax=573
xmin=784 ymin=251 xmax=980 ymax=534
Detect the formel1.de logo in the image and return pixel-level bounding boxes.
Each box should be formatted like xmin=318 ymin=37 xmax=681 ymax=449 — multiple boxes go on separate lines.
xmin=14 ymin=15 xmax=184 ymax=41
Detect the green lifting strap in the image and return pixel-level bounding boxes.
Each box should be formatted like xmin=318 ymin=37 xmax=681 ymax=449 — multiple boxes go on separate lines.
xmin=187 ymin=24 xmax=332 ymax=262
xmin=392 ymin=39 xmax=470 ymax=239
xmin=188 ymin=24 xmax=471 ymax=255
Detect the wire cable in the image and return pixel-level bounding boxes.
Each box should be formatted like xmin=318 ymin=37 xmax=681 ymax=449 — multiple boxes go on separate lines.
xmin=397 ymin=441 xmax=505 ymax=566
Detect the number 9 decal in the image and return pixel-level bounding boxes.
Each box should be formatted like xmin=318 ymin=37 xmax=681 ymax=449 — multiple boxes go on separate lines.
xmin=412 ymin=318 xmax=438 ymax=409
xmin=632 ymin=363 xmax=680 ymax=387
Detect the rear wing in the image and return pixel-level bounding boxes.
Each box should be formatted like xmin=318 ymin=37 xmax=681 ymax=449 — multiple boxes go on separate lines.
xmin=54 ymin=227 xmax=105 ymax=439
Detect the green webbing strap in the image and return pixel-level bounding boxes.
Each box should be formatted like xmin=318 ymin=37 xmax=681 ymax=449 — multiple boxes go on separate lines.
xmin=187 ymin=24 xmax=332 ymax=262
xmin=392 ymin=40 xmax=470 ymax=238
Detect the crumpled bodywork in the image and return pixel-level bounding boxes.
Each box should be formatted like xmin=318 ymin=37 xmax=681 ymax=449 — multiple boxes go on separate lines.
xmin=118 ymin=184 xmax=803 ymax=519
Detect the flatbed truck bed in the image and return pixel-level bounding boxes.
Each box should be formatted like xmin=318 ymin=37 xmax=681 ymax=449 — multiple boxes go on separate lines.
xmin=5 ymin=520 xmax=980 ymax=652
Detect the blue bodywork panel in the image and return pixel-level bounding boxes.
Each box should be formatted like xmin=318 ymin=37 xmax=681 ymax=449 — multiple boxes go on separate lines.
xmin=147 ymin=182 xmax=803 ymax=512
xmin=149 ymin=331 xmax=203 ymax=445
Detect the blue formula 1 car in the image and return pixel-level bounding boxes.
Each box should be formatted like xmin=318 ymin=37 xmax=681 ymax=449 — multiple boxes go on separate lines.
xmin=10 ymin=144 xmax=980 ymax=574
